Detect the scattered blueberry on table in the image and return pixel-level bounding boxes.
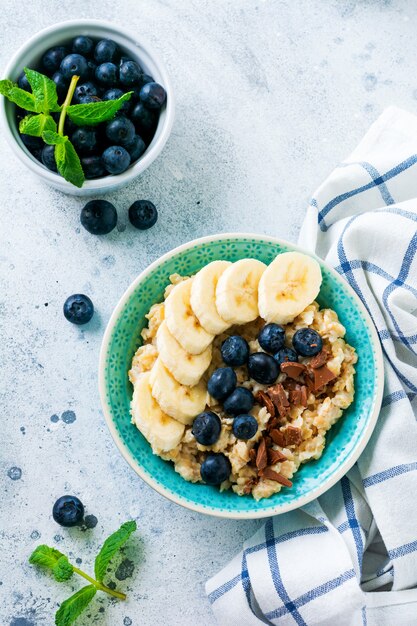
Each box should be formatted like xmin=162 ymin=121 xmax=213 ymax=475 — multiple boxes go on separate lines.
xmin=80 ymin=199 xmax=118 ymax=234
xmin=128 ymin=200 xmax=158 ymax=230
xmin=63 ymin=294 xmax=94 ymax=325
xmin=52 ymin=495 xmax=84 ymax=527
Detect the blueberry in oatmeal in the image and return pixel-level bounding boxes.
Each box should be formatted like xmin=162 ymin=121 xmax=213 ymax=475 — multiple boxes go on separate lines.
xmin=207 ymin=367 xmax=237 ymax=400
xmin=274 ymin=347 xmax=299 ymax=368
xmin=258 ymin=323 xmax=285 ymax=353
xmin=293 ymin=328 xmax=323 ymax=356
xmin=247 ymin=352 xmax=279 ymax=385
xmin=232 ymin=414 xmax=258 ymax=440
xmin=192 ymin=411 xmax=221 ymax=446
xmin=200 ymin=453 xmax=231 ymax=485
xmin=223 ymin=388 xmax=254 ymax=416
xmin=221 ymin=335 xmax=249 ymax=366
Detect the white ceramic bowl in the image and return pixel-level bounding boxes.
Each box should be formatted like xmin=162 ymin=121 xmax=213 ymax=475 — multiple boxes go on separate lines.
xmin=0 ymin=19 xmax=175 ymax=196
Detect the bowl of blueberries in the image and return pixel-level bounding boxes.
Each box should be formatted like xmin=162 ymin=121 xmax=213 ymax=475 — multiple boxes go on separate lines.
xmin=0 ymin=19 xmax=174 ymax=195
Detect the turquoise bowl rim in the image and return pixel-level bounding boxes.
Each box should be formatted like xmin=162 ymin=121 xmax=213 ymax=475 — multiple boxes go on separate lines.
xmin=99 ymin=233 xmax=384 ymax=519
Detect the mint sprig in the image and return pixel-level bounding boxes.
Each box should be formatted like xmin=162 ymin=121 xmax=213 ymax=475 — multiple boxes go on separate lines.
xmin=0 ymin=67 xmax=133 ymax=188
xmin=29 ymin=520 xmax=137 ymax=626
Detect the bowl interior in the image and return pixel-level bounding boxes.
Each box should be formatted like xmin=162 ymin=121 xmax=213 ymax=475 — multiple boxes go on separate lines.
xmin=2 ymin=20 xmax=172 ymax=192
xmin=101 ymin=236 xmax=381 ymax=516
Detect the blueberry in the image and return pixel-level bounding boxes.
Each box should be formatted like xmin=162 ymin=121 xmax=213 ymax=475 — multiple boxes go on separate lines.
xmin=274 ymin=347 xmax=299 ymax=367
xmin=207 ymin=367 xmax=237 ymax=401
xmin=119 ymin=60 xmax=143 ymax=87
xmin=72 ymin=127 xmax=97 ymax=154
xmin=138 ymin=74 xmax=154 ymax=88
xmin=81 ymin=155 xmax=106 ymax=179
xmin=292 ymin=328 xmax=323 ymax=357
xmin=258 ymin=323 xmax=285 ymax=354
xmin=125 ymin=134 xmax=146 ymax=162
xmin=41 ymin=144 xmax=57 ymax=171
xmin=247 ymin=353 xmax=279 ymax=384
xmin=52 ymin=71 xmax=69 ymax=100
xmin=95 ymin=62 xmax=118 ymax=86
xmin=94 ymin=39 xmax=119 ymax=64
xmin=87 ymin=60 xmax=97 ymax=80
xmin=52 ymin=495 xmax=84 ymax=527
xmin=139 ymin=82 xmax=167 ymax=109
xmin=232 ymin=414 xmax=258 ymax=440
xmin=17 ymin=71 xmax=31 ymax=92
xmin=200 ymin=453 xmax=231 ymax=485
xmin=60 ymin=53 xmax=89 ymax=81
xmin=72 ymin=36 xmax=94 ymax=56
xmin=221 ymin=335 xmax=249 ymax=366
xmin=63 ymin=294 xmax=94 ymax=324
xmin=74 ymin=81 xmax=98 ymax=103
xmin=130 ymin=102 xmax=157 ymax=133
xmin=42 ymin=46 xmax=68 ymax=74
xmin=103 ymin=88 xmax=131 ymax=114
xmin=223 ymin=388 xmax=254 ymax=416
xmin=80 ymin=200 xmax=117 ymax=234
xmin=192 ymin=411 xmax=221 ymax=446
xmin=102 ymin=145 xmax=131 ymax=174
xmin=21 ymin=134 xmax=43 ymax=151
xmin=128 ymin=200 xmax=158 ymax=229
xmin=106 ymin=116 xmax=135 ymax=146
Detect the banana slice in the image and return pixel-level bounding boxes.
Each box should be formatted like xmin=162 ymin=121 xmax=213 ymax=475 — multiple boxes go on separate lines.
xmin=258 ymin=251 xmax=322 ymax=324
xmin=190 ymin=260 xmax=232 ymax=334
xmin=216 ymin=258 xmax=266 ymax=324
xmin=165 ymin=278 xmax=214 ymax=355
xmin=149 ymin=357 xmax=208 ymax=424
xmin=131 ymin=372 xmax=185 ymax=453
xmin=157 ymin=321 xmax=212 ymax=387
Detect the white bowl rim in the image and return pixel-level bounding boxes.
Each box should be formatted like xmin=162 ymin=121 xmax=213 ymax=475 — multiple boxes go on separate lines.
xmin=0 ymin=18 xmax=175 ymax=193
xmin=98 ymin=232 xmax=384 ymax=519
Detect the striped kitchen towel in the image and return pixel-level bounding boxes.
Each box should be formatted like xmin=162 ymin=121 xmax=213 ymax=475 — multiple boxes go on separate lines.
xmin=206 ymin=106 xmax=417 ymax=626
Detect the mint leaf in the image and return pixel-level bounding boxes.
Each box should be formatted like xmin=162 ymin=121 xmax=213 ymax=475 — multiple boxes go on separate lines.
xmin=24 ymin=67 xmax=60 ymax=113
xmin=66 ymin=92 xmax=133 ymax=126
xmin=53 ymin=556 xmax=74 ymax=582
xmin=42 ymin=130 xmax=67 ymax=145
xmin=55 ymin=585 xmax=97 ymax=626
xmin=19 ymin=113 xmax=56 ymax=136
xmin=94 ymin=520 xmax=137 ymax=582
xmin=29 ymin=545 xmax=66 ymax=569
xmin=0 ymin=80 xmax=38 ymax=112
xmin=55 ymin=138 xmax=85 ymax=188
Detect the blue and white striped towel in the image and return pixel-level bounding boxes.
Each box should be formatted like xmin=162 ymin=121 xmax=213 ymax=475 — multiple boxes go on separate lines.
xmin=206 ymin=106 xmax=417 ymax=626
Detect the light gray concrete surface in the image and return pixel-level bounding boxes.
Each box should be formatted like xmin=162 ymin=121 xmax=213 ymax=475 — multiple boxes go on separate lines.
xmin=1 ymin=1 xmax=417 ymax=624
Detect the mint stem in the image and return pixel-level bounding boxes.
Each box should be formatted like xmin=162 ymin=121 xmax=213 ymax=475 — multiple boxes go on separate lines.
xmin=73 ymin=567 xmax=126 ymax=600
xmin=58 ymin=75 xmax=79 ymax=136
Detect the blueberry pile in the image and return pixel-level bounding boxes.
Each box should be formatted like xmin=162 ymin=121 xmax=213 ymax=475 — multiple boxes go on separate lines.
xmin=17 ymin=35 xmax=166 ymax=178
xmin=194 ymin=325 xmax=324 ymax=486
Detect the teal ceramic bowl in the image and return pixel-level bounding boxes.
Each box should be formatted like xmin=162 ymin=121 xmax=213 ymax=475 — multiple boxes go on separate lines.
xmin=99 ymin=234 xmax=384 ymax=519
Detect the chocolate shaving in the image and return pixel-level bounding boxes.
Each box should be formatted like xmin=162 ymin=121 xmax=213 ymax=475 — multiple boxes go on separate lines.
xmin=255 ymin=438 xmax=268 ymax=470
xmin=261 ymin=467 xmax=293 ymax=487
xmin=280 ymin=361 xmax=307 ymax=380
xmin=248 ymin=448 xmax=256 ymax=464
xmin=313 ymin=365 xmax=337 ymax=391
xmin=267 ymin=417 xmax=280 ymax=431
xmin=243 ymin=478 xmax=257 ymax=494
xmin=268 ymin=448 xmax=287 ymax=464
xmin=256 ymin=390 xmax=275 ymax=417
xmin=300 ymin=385 xmax=308 ymax=407
xmin=283 ymin=425 xmax=303 ymax=446
xmin=289 ymin=387 xmax=302 ymax=406
xmin=269 ymin=429 xmax=286 ymax=447
xmin=310 ymin=349 xmax=330 ymax=369
xmin=267 ymin=383 xmax=290 ymax=418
